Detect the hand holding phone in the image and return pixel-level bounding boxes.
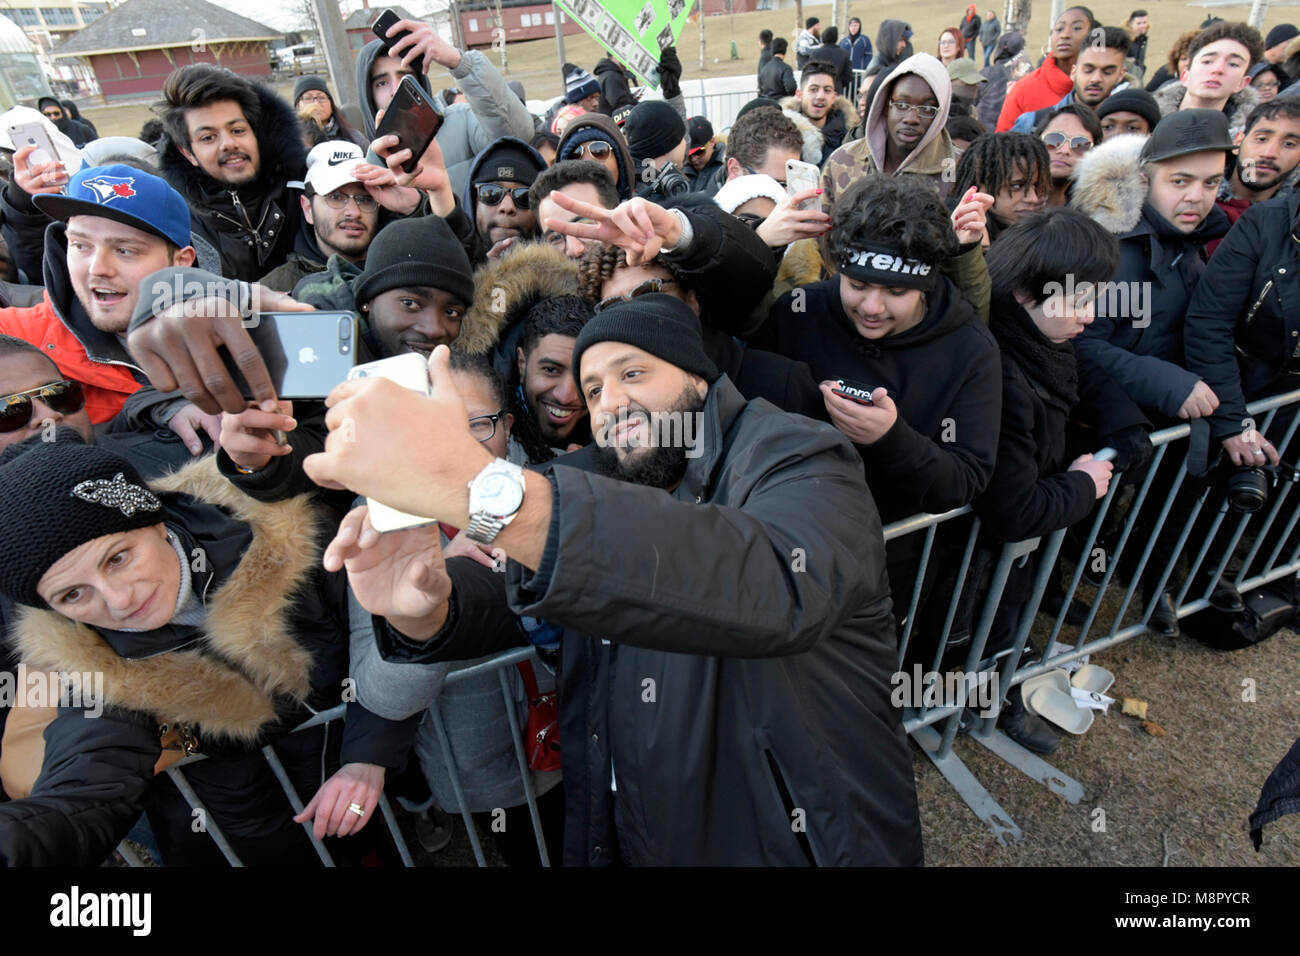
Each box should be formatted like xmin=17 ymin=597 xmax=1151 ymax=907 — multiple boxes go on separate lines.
xmin=9 ymin=123 xmax=66 ymax=195
xmin=831 ymin=379 xmax=876 ymax=405
xmin=373 ymin=75 xmax=443 ymax=174
xmin=347 ymin=354 xmax=438 ymax=532
xmin=785 ymin=158 xmax=821 ymax=211
xmin=373 ymin=9 xmax=425 ymax=75
xmin=218 ymin=312 xmax=358 ymax=400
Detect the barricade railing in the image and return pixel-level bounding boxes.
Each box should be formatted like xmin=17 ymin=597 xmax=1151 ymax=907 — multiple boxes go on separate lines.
xmin=888 ymin=387 xmax=1300 ymax=844
xmin=114 ymin=390 xmax=1300 ymax=863
xmin=116 ymin=648 xmax=548 ymax=868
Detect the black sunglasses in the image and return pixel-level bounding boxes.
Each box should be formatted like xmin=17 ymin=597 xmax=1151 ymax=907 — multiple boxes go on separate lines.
xmin=475 ymin=183 xmax=531 ymax=209
xmin=0 ymin=380 xmax=85 ymax=433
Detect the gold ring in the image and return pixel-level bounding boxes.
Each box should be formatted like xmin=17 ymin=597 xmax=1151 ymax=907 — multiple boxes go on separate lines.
xmin=348 ymin=802 xmax=365 ymax=817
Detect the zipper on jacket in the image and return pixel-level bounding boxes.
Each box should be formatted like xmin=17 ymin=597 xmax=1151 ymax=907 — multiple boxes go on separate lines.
xmin=1244 ymin=279 xmax=1274 ymax=327
xmin=763 ymin=749 xmax=818 ymax=866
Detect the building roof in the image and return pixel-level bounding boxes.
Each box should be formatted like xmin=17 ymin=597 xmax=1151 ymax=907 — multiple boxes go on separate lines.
xmin=53 ymin=0 xmax=280 ymax=58
xmin=0 ymin=16 xmax=38 ymax=57
xmin=343 ymin=6 xmax=419 ymax=31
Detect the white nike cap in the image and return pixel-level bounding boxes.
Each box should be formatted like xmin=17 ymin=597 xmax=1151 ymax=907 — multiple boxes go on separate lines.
xmin=294 ymin=140 xmax=366 ymax=195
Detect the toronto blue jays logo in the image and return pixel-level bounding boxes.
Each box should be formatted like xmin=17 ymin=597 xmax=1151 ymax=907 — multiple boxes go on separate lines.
xmin=81 ymin=176 xmax=137 ymax=205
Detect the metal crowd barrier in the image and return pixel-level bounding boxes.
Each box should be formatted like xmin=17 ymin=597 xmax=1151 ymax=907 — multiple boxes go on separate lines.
xmin=114 ymin=390 xmax=1300 ymax=863
xmin=115 ymin=647 xmax=549 ymax=868
xmin=894 ymin=388 xmax=1300 ymax=844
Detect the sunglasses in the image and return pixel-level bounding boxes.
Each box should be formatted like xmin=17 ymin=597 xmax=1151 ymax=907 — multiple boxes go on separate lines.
xmin=475 ymin=183 xmax=531 ymax=209
xmin=596 ymin=278 xmax=675 ymax=312
xmin=572 ymin=141 xmax=614 ymax=161
xmin=1042 ymin=131 xmax=1093 ymax=154
xmin=0 ymin=380 xmax=85 ymax=433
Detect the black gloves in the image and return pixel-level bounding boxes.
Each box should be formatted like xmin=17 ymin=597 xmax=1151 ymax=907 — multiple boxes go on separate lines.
xmin=1102 ymin=424 xmax=1155 ymax=474
xmin=658 ymin=45 xmax=683 ymax=100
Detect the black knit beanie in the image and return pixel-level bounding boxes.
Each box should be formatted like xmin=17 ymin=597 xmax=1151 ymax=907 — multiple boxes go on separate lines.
xmin=0 ymin=433 xmax=166 ymax=608
xmin=353 ymin=215 xmax=475 ymax=310
xmin=294 ymin=75 xmax=331 ymax=105
xmin=623 ymin=101 xmax=686 ymax=161
xmin=572 ymin=293 xmax=719 ymax=388
xmin=471 ymin=143 xmax=544 ymax=188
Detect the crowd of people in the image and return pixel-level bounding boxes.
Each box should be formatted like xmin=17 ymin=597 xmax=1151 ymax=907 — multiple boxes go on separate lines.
xmin=0 ymin=7 xmax=1297 ymax=867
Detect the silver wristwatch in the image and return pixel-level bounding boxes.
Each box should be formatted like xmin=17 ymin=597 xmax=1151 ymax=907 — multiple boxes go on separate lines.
xmin=465 ymin=459 xmax=526 ymax=544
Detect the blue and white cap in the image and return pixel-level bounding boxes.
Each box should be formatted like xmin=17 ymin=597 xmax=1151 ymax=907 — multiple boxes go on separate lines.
xmin=34 ymin=163 xmax=192 ymax=249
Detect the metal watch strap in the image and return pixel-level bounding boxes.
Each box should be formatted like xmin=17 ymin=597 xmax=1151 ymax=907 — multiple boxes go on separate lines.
xmin=465 ymin=511 xmax=507 ymax=543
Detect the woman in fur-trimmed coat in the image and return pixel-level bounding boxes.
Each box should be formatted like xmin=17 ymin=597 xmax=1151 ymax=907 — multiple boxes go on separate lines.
xmin=0 ymin=437 xmax=405 ymax=867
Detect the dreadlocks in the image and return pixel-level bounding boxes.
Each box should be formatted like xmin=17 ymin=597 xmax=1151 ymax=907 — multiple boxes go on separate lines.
xmin=954 ymin=132 xmax=1052 ymax=212
xmin=576 ymin=242 xmax=687 ymax=304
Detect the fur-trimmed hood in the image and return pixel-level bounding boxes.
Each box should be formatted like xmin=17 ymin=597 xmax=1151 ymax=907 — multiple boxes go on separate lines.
xmin=157 ymin=79 xmax=308 ymax=208
xmin=779 ymin=95 xmax=861 ymax=165
xmin=1069 ymin=133 xmax=1150 ymax=234
xmin=455 ymin=241 xmax=578 ymax=372
xmin=1152 ymin=80 xmax=1262 ymax=137
xmin=13 ymin=457 xmax=323 ymax=744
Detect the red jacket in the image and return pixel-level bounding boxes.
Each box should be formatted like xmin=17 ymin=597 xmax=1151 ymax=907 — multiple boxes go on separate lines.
xmin=1207 ymin=196 xmax=1252 ymax=257
xmin=996 ymin=57 xmax=1074 ymax=132
xmin=0 ymin=292 xmax=143 ymax=423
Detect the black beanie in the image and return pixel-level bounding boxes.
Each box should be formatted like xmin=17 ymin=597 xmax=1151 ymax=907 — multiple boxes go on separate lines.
xmin=353 ymin=215 xmax=475 ymax=310
xmin=37 ymin=96 xmax=62 ymax=114
xmin=0 ymin=433 xmax=166 ymax=608
xmin=735 ymin=96 xmax=782 ymax=122
xmin=572 ymin=293 xmax=719 ymax=388
xmin=471 ymin=142 xmax=544 ymax=188
xmin=623 ymin=101 xmax=687 ymax=161
xmin=294 ymin=75 xmax=331 ymax=105
xmin=1095 ymin=89 xmax=1161 ymax=132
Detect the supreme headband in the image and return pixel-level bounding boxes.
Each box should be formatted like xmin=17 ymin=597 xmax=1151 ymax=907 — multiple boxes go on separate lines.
xmin=838 ymin=243 xmax=938 ymax=291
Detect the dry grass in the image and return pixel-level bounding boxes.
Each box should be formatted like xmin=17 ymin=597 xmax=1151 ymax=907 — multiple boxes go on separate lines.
xmin=81 ymin=1 xmax=1290 ymax=135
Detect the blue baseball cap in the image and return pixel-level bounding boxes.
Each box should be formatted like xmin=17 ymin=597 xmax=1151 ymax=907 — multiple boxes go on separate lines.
xmin=34 ymin=164 xmax=192 ymax=249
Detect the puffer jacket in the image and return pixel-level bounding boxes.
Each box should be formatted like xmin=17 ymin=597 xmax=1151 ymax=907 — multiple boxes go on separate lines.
xmin=593 ymin=57 xmax=637 ymax=114
xmin=0 ymin=457 xmax=405 ymax=866
xmin=1071 ymin=133 xmax=1230 ymax=420
xmin=821 ymin=53 xmax=957 ymax=210
xmin=157 ymin=81 xmax=307 ymax=282
xmin=375 ymin=375 xmax=923 ymax=866
xmin=996 ymin=53 xmax=1073 ymax=131
xmin=1184 ymin=190 xmax=1300 ymax=441
xmin=779 ymin=94 xmax=859 ymax=167
xmin=356 ymin=39 xmax=535 ymax=197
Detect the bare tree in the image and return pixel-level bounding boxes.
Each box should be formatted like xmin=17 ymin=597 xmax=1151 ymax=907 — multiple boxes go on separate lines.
xmin=1005 ymin=0 xmax=1032 ymax=38
xmin=491 ymin=0 xmax=508 ymax=73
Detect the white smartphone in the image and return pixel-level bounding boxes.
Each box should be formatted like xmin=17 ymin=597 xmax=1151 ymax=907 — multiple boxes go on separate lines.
xmin=8 ymin=122 xmax=60 ymax=169
xmin=785 ymin=158 xmax=821 ymax=210
xmin=346 ymin=354 xmax=437 ymax=533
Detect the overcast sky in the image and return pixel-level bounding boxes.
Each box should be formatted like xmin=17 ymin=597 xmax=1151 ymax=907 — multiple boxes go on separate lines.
xmin=207 ymin=0 xmax=442 ymax=33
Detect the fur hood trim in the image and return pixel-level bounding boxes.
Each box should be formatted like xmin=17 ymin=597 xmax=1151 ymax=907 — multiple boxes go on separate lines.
xmin=456 ymin=242 xmax=578 ymax=356
xmin=1152 ymin=81 xmax=1262 ymax=136
xmin=779 ymin=95 xmax=862 ymax=164
xmin=14 ymin=457 xmax=320 ymax=744
xmin=1070 ymin=133 xmax=1150 ymax=234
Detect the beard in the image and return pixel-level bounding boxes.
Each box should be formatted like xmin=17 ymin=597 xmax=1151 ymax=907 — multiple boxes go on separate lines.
xmin=592 ymin=384 xmax=705 ymax=489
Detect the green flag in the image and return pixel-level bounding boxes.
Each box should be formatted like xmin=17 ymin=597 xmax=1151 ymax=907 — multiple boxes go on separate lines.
xmin=554 ymin=0 xmax=695 ymax=88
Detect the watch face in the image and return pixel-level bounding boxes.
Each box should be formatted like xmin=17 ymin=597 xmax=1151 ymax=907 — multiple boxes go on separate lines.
xmin=476 ymin=469 xmax=523 ymax=516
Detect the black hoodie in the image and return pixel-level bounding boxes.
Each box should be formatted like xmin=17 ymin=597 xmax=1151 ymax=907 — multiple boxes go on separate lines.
xmin=157 ymin=81 xmax=308 ymax=281
xmin=868 ymin=20 xmax=913 ymax=77
xmin=594 ymin=57 xmax=637 ymax=114
xmin=754 ymin=274 xmax=1002 ymax=523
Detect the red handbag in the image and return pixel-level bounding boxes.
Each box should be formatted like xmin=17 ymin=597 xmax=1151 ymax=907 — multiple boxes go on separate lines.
xmin=517 ymin=661 xmax=561 ymax=773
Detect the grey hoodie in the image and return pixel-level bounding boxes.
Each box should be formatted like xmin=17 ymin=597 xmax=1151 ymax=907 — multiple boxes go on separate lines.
xmin=356 ymin=38 xmax=535 ymax=196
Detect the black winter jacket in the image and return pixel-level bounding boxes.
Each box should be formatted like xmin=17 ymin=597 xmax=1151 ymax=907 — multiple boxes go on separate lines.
xmin=758 ymin=57 xmax=797 ymax=99
xmin=594 ymin=58 xmax=637 ymax=114
xmin=1184 ymin=191 xmax=1300 ymax=441
xmin=814 ymin=41 xmax=854 ymax=94
xmin=1074 ymin=202 xmax=1229 ymax=420
xmin=754 ymin=275 xmax=1003 ymax=522
xmin=157 ymin=82 xmax=308 ymax=281
xmin=0 ymin=458 xmax=406 ymax=866
xmin=377 ymin=376 xmax=923 ymax=866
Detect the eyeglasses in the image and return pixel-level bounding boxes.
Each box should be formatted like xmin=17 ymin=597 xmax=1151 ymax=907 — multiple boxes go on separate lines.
xmin=469 ymin=410 xmax=506 ymax=442
xmin=573 ymin=141 xmax=614 ymax=161
xmin=596 ymin=277 xmax=675 ymax=312
xmin=889 ymin=101 xmax=941 ymax=120
xmin=544 ymin=218 xmax=595 ymax=248
xmin=297 ymin=92 xmax=331 ymax=105
xmin=318 ymin=191 xmax=378 ymax=211
xmin=476 ymin=183 xmax=531 ymax=209
xmin=1041 ymin=131 xmax=1093 ymax=154
xmin=0 ymin=380 xmax=85 ymax=433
